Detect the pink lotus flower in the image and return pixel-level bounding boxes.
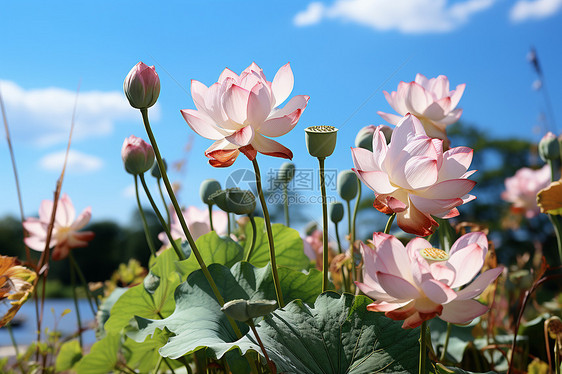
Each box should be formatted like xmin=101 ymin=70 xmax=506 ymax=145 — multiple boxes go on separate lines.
xmin=378 ymin=74 xmax=465 ymax=147
xmin=181 ymin=62 xmax=309 ymax=167
xmin=158 ymin=206 xmax=228 ymax=246
xmin=351 ymin=114 xmax=476 ymax=236
xmin=121 ymin=135 xmax=155 ymax=175
xmin=123 ymin=62 xmax=160 ymax=109
xmin=23 ymin=194 xmax=94 ymax=261
xmin=357 ymin=232 xmax=503 ymax=329
xmin=501 ymin=165 xmax=551 ymax=219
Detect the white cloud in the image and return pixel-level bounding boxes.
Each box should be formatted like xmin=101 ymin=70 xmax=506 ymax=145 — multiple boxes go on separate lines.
xmin=39 ymin=149 xmax=103 ymax=174
xmin=0 ymin=80 xmax=160 ymax=147
xmin=293 ymin=0 xmax=496 ymax=33
xmin=510 ymin=0 xmax=562 ymax=22
xmin=122 ymin=183 xmax=136 ymax=198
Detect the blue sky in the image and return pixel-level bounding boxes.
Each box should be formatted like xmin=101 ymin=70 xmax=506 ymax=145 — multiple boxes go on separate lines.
xmin=1 ymin=0 xmax=561 ymax=228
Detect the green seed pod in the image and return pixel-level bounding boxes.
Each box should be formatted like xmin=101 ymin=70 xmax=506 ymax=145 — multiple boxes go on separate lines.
xmin=305 ymin=125 xmax=338 ymax=158
xmin=539 ymin=132 xmax=561 ymax=162
xmin=143 ymin=272 xmax=160 ymax=294
xmin=329 ymin=202 xmax=344 ymax=224
xmin=150 ymin=158 xmax=167 ymax=179
xmin=337 ymin=170 xmax=358 ymax=202
xmin=277 ymin=162 xmax=296 ymax=183
xmin=210 ymin=188 xmax=256 ymax=215
xmin=355 ymin=125 xmax=376 ymax=151
xmin=200 ymin=179 xmax=222 ymax=205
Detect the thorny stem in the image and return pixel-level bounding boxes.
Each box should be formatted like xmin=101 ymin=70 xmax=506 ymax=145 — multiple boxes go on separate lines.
xmin=384 ymin=213 xmax=396 ymax=235
xmin=134 ymin=175 xmax=157 ymax=258
xmin=251 ymin=157 xmax=284 ymax=308
xmin=318 ymin=157 xmax=330 ymax=292
xmin=245 ymin=214 xmax=258 ymax=262
xmin=139 ymin=173 xmax=184 ymax=259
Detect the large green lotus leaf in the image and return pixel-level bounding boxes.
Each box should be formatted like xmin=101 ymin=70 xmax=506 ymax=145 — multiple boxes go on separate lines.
xmin=55 ymin=339 xmax=82 ymax=372
xmin=129 ymin=261 xmax=323 ymax=360
xmin=123 ymin=330 xmax=179 ymax=373
xmin=176 ymin=231 xmax=244 ymax=276
xmin=74 ymin=333 xmax=121 ymax=374
xmin=234 ymin=292 xmax=422 ymax=374
xmin=242 ymin=217 xmax=309 ymax=271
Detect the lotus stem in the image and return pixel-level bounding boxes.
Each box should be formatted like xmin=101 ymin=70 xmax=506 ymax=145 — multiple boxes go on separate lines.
xmin=251 ymin=158 xmax=284 ymax=308
xmin=208 ymin=204 xmax=214 ymax=232
xmin=283 ymin=182 xmax=290 ymax=227
xmin=70 ymin=259 xmax=83 ymax=348
xmin=139 ymin=173 xmax=183 ymax=260
xmin=134 ymin=175 xmax=157 ymax=258
xmin=248 ymin=320 xmax=277 ymax=374
xmin=419 ymin=320 xmax=428 ymax=374
xmin=440 ymin=322 xmax=452 ymax=362
xmin=351 ymin=180 xmax=361 ymax=287
xmin=69 ymin=252 xmax=98 ymax=312
xmin=318 ymin=157 xmax=330 ymax=292
xmin=334 ymin=221 xmax=349 ymax=293
xmin=156 ymin=178 xmax=171 ymax=228
xmin=245 ymin=214 xmax=258 ymax=262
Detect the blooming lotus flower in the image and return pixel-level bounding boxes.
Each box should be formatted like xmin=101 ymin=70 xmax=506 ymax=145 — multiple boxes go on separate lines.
xmin=357 ymin=232 xmax=503 ymax=329
xmin=181 ymin=62 xmax=309 ymax=167
xmin=0 ymin=256 xmax=36 ymax=327
xmin=351 ymin=114 xmax=476 ymax=236
xmin=378 ymin=74 xmax=465 ymax=147
xmin=158 ymin=206 xmax=228 ymax=246
xmin=121 ymin=135 xmax=155 ymax=175
xmin=123 ymin=62 xmax=160 ymax=109
xmin=501 ymin=165 xmax=551 ymax=219
xmin=23 ymin=194 xmax=94 ymax=261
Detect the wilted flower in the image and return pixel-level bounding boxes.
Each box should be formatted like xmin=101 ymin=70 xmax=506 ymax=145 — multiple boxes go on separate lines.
xmin=351 ymin=114 xmax=476 ymax=236
xmin=158 ymin=206 xmax=228 ymax=246
xmin=356 ymin=232 xmax=503 ymax=329
xmin=121 ymin=135 xmax=155 ymax=175
xmin=181 ymin=62 xmax=309 ymax=167
xmin=23 ymin=194 xmax=95 ymax=261
xmin=0 ymin=256 xmax=36 ymax=327
xmin=378 ymin=74 xmax=465 ymax=147
xmin=501 ymin=165 xmax=551 ymax=219
xmin=537 ymin=179 xmax=562 ymax=215
xmin=123 ymin=62 xmax=160 ymax=109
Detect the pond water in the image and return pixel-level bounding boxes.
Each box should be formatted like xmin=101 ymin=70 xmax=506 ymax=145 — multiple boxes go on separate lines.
xmin=0 ymin=299 xmax=96 ymax=346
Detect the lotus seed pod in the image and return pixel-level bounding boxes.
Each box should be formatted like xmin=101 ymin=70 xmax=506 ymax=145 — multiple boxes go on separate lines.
xmin=355 ymin=125 xmax=376 ymax=150
xmin=210 ymin=188 xmax=256 ymax=215
xmin=143 ymin=272 xmax=160 ymax=294
xmin=539 ymin=132 xmax=560 ymax=162
xmin=150 ymin=158 xmax=167 ymax=179
xmin=200 ymin=179 xmax=222 ymax=205
xmin=277 ymin=162 xmax=296 ymax=183
xmin=337 ymin=170 xmax=358 ymax=201
xmin=329 ymin=202 xmax=344 ymax=224
xmin=305 ymin=125 xmax=338 ymax=158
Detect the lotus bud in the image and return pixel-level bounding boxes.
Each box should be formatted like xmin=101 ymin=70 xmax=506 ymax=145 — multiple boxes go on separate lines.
xmin=337 ymin=170 xmax=358 ymax=202
xmin=329 ymin=202 xmax=344 ymax=223
xmin=121 ymin=135 xmax=155 ymax=175
xmin=277 ymin=162 xmax=296 ymax=183
xmin=221 ymin=299 xmax=277 ymax=322
xmin=200 ymin=179 xmax=222 ymax=205
xmin=355 ymin=125 xmax=376 ymax=150
xmin=143 ymin=272 xmax=160 ymax=294
xmin=210 ymin=188 xmax=256 ymax=215
xmin=123 ymin=62 xmax=160 ymax=109
xmin=304 ymin=222 xmax=318 ymax=236
xmin=150 ymin=158 xmax=167 ymax=179
xmin=305 ymin=125 xmax=338 ymax=158
xmin=539 ymin=132 xmax=560 ymax=162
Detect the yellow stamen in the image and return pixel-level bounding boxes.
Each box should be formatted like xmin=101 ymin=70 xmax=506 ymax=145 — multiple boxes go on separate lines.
xmin=420 ymin=247 xmax=449 ymax=262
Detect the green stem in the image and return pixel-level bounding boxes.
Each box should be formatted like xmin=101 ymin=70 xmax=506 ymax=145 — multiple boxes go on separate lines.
xmin=157 ymin=178 xmax=171 ymax=228
xmin=6 ymin=324 xmax=19 ymax=356
xmin=384 ymin=213 xmax=396 ymax=234
xmin=152 ymin=355 xmax=163 ymax=374
xmin=134 ymin=175 xmax=157 ymax=258
xmin=139 ymin=173 xmax=183 ymax=259
xmin=334 ymin=222 xmax=349 ymax=293
xmin=245 ymin=214 xmax=257 ymax=262
xmin=440 ymin=322 xmax=452 ymax=362
xmin=351 ymin=180 xmax=361 ymax=287
xmin=227 ymin=213 xmax=232 ymax=236
xmin=69 ymin=252 xmax=98 ymax=312
xmin=251 ymin=157 xmax=284 ymax=308
xmin=419 ymin=321 xmax=428 ymax=374
xmin=283 ymin=182 xmax=290 ymax=227
xmin=555 ymin=340 xmax=560 ymax=374
xmin=318 ymin=157 xmax=330 ymax=292
xmin=208 ymin=204 xmax=214 ymax=232
xmin=70 ymin=260 xmax=83 ymax=348
xmin=164 ymin=358 xmax=178 ymax=374
xmin=139 ymin=108 xmax=246 ymax=342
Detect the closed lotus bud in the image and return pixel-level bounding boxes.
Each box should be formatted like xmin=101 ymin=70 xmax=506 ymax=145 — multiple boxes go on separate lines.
xmin=150 ymin=158 xmax=167 ymax=179
xmin=539 ymin=132 xmax=560 ymax=162
xmin=355 ymin=125 xmax=376 ymax=150
xmin=200 ymin=179 xmax=222 ymax=205
xmin=143 ymin=272 xmax=160 ymax=294
xmin=329 ymin=202 xmax=344 ymax=223
xmin=221 ymin=299 xmax=277 ymax=322
xmin=305 ymin=125 xmax=338 ymax=158
xmin=210 ymin=188 xmax=256 ymax=215
xmin=121 ymin=135 xmax=155 ymax=175
xmin=277 ymin=162 xmax=296 ymax=183
xmin=123 ymin=62 xmax=160 ymax=109
xmin=337 ymin=170 xmax=358 ymax=201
